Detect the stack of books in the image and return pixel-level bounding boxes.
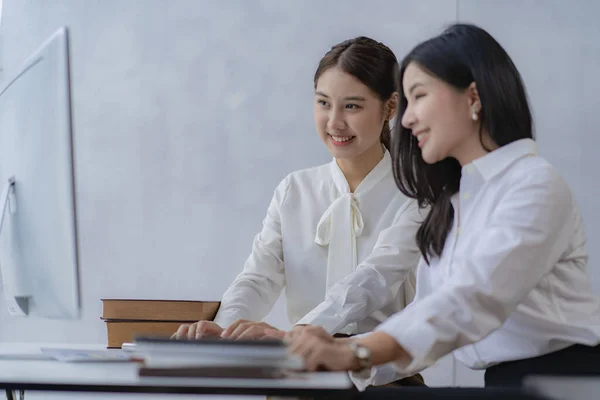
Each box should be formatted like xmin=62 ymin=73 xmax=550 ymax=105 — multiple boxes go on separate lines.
xmin=133 ymin=337 xmax=305 ymax=379
xmin=101 ymin=299 xmax=220 ymax=348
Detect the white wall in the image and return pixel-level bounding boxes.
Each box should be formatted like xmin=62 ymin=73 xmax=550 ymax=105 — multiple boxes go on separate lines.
xmin=0 ymin=1 xmax=599 ymax=396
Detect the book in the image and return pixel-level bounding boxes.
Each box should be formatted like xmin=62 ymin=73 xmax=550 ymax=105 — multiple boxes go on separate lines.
xmin=138 ymin=365 xmax=286 ymax=379
xmin=101 ymin=299 xmax=221 ymax=348
xmin=133 ymin=337 xmax=305 ymax=374
xmin=134 ymin=336 xmax=288 ymax=355
xmin=105 ymin=321 xmax=185 ymax=348
xmin=101 ymin=299 xmax=220 ymax=321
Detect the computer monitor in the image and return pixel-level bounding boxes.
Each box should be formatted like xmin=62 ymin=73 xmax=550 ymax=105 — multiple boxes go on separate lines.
xmin=0 ymin=27 xmax=80 ymax=318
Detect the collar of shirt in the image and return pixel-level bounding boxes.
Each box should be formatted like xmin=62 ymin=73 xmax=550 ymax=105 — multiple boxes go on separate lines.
xmin=455 ymin=139 xmax=539 ymax=221
xmin=468 ymin=138 xmax=537 ymax=182
xmin=329 ymin=148 xmax=392 ymax=196
xmin=316 ymin=149 xmax=392 ymax=246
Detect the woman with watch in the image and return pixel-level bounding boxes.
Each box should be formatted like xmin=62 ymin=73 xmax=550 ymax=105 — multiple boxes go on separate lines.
xmin=277 ymin=23 xmax=600 ymax=390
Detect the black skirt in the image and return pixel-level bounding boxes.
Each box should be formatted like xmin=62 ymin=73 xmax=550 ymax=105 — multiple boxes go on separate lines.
xmin=485 ymin=343 xmax=600 ymax=387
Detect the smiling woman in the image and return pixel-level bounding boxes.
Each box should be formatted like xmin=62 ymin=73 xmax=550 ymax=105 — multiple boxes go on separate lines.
xmin=312 ymin=37 xmax=398 ymax=192
xmin=313 ymin=67 xmax=389 ymax=191
xmin=173 ymin=36 xmax=427 ymax=387
xmin=284 ymin=23 xmax=600 ymax=391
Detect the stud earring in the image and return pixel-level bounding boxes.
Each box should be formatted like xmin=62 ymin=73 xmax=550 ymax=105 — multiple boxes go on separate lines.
xmin=472 ymin=110 xmax=478 ymax=121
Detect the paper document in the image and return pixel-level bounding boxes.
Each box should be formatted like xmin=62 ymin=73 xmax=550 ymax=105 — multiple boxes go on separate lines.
xmin=40 ymin=348 xmax=143 ymax=362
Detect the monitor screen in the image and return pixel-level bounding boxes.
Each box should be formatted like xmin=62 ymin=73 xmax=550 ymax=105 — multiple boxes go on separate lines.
xmin=0 ymin=27 xmax=80 ymax=318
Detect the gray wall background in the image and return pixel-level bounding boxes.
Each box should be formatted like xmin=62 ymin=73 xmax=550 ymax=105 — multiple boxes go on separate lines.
xmin=0 ymin=0 xmax=598 ymax=395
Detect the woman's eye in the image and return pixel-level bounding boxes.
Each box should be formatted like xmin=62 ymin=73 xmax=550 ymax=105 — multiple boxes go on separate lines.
xmin=345 ymin=104 xmax=360 ymax=110
xmin=415 ymin=93 xmax=425 ymax=100
xmin=317 ymin=100 xmax=329 ymax=107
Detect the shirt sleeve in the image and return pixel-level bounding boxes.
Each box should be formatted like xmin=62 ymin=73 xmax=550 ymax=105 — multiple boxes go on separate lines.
xmin=296 ymin=199 xmax=424 ymax=333
xmin=350 ymin=362 xmax=406 ymax=391
xmin=375 ymin=166 xmax=577 ymax=376
xmin=345 ymin=332 xmax=411 ymax=390
xmin=213 ymin=176 xmax=290 ymax=328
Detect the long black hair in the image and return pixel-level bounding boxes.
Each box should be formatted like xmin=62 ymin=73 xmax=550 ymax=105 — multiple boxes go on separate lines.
xmin=315 ymin=36 xmax=400 ymax=150
xmin=392 ymin=23 xmax=534 ymax=263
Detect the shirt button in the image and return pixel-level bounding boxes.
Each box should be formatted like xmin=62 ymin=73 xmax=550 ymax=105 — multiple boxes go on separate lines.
xmin=462 ymin=192 xmax=471 ymax=200
xmin=466 ymin=165 xmax=474 ymax=174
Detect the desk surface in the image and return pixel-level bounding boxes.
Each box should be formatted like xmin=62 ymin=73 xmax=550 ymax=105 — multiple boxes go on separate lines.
xmin=0 ymin=343 xmax=353 ymax=397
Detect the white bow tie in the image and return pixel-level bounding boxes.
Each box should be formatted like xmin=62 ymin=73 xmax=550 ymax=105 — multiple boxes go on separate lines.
xmin=314 ymin=193 xmax=364 ymax=334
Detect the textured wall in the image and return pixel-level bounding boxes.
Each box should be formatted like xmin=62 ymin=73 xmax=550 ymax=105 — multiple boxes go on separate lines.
xmin=0 ymin=1 xmax=598 ymax=394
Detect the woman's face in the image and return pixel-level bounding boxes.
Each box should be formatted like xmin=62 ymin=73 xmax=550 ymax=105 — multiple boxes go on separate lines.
xmin=401 ymin=62 xmax=481 ymax=165
xmin=314 ymin=67 xmax=392 ymax=161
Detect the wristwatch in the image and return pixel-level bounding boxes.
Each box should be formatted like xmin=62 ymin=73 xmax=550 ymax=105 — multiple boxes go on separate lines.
xmin=348 ymin=341 xmax=372 ymax=372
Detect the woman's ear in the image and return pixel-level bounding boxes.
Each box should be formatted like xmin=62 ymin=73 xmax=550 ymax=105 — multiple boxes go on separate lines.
xmin=385 ymin=92 xmax=399 ymax=120
xmin=467 ymin=82 xmax=482 ymax=113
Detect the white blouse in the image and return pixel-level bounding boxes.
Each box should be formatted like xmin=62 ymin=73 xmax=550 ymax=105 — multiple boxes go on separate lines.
xmin=213 ymin=150 xmax=421 ymax=335
xmin=351 ymin=139 xmax=600 ymax=389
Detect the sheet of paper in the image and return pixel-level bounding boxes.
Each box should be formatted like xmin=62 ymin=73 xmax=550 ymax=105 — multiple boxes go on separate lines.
xmin=40 ymin=348 xmax=142 ymax=362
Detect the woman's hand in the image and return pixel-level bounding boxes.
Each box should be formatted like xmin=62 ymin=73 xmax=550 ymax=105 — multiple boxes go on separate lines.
xmin=171 ymin=321 xmax=223 ymax=340
xmin=220 ymin=319 xmax=279 ymax=340
xmin=283 ymin=325 xmax=360 ymax=371
xmin=267 ymin=326 xmax=412 ymax=372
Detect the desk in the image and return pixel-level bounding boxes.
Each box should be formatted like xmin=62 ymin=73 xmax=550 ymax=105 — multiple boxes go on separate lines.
xmin=0 ymin=344 xmax=353 ymax=399
xmin=524 ymin=376 xmax=600 ymax=400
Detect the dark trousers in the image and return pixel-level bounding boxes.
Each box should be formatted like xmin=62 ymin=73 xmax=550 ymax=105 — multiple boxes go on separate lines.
xmin=485 ymin=343 xmax=600 ymax=388
xmin=353 ymin=344 xmax=600 ymax=399
xmin=356 ymin=387 xmax=544 ymax=400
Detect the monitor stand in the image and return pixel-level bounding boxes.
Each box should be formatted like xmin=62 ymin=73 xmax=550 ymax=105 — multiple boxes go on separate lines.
xmin=0 ymin=177 xmax=30 ymax=316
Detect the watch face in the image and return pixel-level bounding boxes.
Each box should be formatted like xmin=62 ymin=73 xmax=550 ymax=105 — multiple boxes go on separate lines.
xmin=357 ymin=346 xmax=370 ymax=359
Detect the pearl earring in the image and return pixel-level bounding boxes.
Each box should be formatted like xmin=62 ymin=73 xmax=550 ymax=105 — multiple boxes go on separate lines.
xmin=472 ymin=110 xmax=478 ymax=121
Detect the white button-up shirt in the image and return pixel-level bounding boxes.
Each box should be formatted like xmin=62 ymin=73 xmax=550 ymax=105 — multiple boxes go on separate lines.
xmin=214 ymin=150 xmax=420 ymax=334
xmin=352 ymin=139 xmax=600 ymax=389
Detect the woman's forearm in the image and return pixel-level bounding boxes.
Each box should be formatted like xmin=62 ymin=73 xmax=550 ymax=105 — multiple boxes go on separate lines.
xmin=356 ymin=331 xmax=412 ymax=366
